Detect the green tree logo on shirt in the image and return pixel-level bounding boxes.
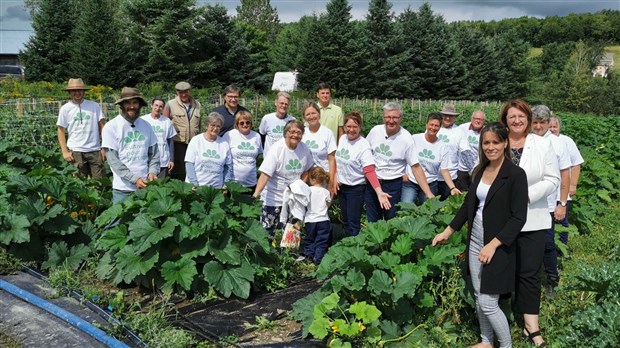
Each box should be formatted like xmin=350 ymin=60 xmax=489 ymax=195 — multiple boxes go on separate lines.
xmin=285 ymin=159 xmax=302 ymax=170
xmin=419 ymin=149 xmax=435 ymax=160
xmin=468 ymin=135 xmax=478 ymax=145
xmin=336 ymin=148 xmax=350 ymax=160
xmin=73 ymin=112 xmax=91 ymax=122
xmin=152 ymin=125 xmax=164 ymax=134
xmin=438 ymin=134 xmax=449 ymax=143
xmin=272 ymin=125 xmax=285 ymax=134
xmin=238 ymin=142 xmax=255 ymax=150
xmin=304 ymin=140 xmax=319 ymax=149
xmin=375 ymin=144 xmax=392 ymax=157
xmin=202 ymin=149 xmax=221 ymax=159
xmin=124 ymin=131 xmax=145 ymax=144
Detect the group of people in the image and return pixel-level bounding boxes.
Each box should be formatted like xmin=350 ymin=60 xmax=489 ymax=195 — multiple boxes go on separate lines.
xmin=57 ymin=78 xmax=583 ymax=347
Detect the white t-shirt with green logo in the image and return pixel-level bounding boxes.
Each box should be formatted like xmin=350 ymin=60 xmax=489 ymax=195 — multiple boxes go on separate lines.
xmin=406 ymin=133 xmax=448 ymax=184
xmin=457 ymin=124 xmax=481 ymax=174
xmin=258 ymin=139 xmax=314 ymax=206
xmin=222 ymin=129 xmax=263 ymax=187
xmin=437 ymin=125 xmax=463 ymax=180
xmin=141 ymin=115 xmax=177 ymax=167
xmin=302 ymin=125 xmax=336 ymax=172
xmin=56 ymin=100 xmax=105 ymax=152
xmin=336 ymin=135 xmax=375 ymax=186
xmin=102 ymin=115 xmax=157 ymax=192
xmin=366 ymin=125 xmax=419 ymax=180
xmin=259 ymin=112 xmax=295 ymax=156
xmin=184 ymin=135 xmax=232 ymax=189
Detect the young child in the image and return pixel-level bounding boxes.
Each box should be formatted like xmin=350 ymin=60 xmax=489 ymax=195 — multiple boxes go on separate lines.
xmin=303 ymin=166 xmax=332 ymax=265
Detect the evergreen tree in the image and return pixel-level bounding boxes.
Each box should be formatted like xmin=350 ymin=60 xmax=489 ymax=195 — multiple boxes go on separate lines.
xmin=122 ymin=0 xmax=203 ymax=85
xmin=297 ymin=16 xmax=329 ymax=92
xmin=453 ymin=25 xmax=496 ymax=100
xmin=487 ymin=29 xmax=531 ymax=100
xmin=399 ymin=4 xmax=466 ymax=99
xmin=364 ymin=0 xmax=409 ymax=98
xmin=71 ymin=0 xmax=127 ymax=87
xmin=235 ymin=0 xmax=280 ymax=44
xmin=20 ymin=0 xmax=77 ymax=82
xmin=269 ymin=20 xmax=312 ymax=72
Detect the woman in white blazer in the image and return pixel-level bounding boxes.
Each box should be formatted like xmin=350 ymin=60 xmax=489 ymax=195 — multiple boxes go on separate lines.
xmin=500 ymin=99 xmax=559 ymax=347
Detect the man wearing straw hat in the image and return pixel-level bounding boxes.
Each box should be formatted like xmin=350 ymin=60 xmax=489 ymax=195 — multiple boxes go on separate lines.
xmin=56 ymin=78 xmax=106 ymax=179
xmin=436 ymin=103 xmax=464 ymax=200
xmin=102 ymin=87 xmax=160 ymax=204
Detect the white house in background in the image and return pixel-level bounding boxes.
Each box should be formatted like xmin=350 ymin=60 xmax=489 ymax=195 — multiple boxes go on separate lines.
xmin=592 ymin=53 xmax=615 ymax=78
xmin=271 ymin=71 xmax=298 ymax=92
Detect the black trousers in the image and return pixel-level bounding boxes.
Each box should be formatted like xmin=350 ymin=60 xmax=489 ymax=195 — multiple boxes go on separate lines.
xmin=515 ymin=229 xmax=546 ymax=315
xmin=171 ymin=141 xmax=188 ymax=181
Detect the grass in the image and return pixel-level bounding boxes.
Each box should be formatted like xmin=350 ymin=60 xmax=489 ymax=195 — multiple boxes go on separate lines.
xmin=0 ymin=332 xmax=21 ymax=348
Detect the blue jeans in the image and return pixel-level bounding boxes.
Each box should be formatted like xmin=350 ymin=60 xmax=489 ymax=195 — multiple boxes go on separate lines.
xmin=543 ymin=213 xmax=559 ymax=279
xmin=365 ymin=178 xmax=402 ymax=222
xmin=339 ymin=183 xmax=366 ymax=237
xmin=112 ymin=189 xmax=133 ymax=205
xmin=304 ymin=220 xmax=332 ymax=264
xmin=401 ymin=180 xmax=438 ymax=205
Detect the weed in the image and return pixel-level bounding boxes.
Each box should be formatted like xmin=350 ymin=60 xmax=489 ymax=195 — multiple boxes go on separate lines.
xmin=244 ymin=315 xmax=281 ymax=332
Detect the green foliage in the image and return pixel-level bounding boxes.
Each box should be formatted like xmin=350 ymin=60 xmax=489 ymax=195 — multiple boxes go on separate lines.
xmin=292 ymin=196 xmax=467 ymax=345
xmin=94 ymin=180 xmax=284 ymax=298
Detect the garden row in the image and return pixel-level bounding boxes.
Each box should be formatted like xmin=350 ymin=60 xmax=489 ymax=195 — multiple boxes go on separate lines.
xmin=0 ymin=101 xmax=618 ymax=346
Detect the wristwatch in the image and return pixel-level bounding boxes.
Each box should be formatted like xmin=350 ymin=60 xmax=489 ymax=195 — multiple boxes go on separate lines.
xmin=557 ymin=201 xmax=567 ymax=207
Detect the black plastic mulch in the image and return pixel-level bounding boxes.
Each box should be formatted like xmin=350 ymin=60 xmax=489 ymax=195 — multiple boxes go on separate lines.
xmin=174 ymin=277 xmax=324 ymax=347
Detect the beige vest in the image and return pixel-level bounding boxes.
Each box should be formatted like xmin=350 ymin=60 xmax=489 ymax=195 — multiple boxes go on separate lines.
xmin=168 ymin=96 xmax=201 ymax=143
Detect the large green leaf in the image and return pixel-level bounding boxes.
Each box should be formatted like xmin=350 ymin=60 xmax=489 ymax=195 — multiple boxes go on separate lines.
xmin=94 ymin=204 xmax=124 ymax=227
xmin=113 ymin=246 xmax=159 ymax=284
xmin=391 ymin=233 xmax=414 ymax=256
xmin=391 ymin=271 xmax=421 ymax=302
xmin=344 ymin=269 xmax=366 ymax=291
xmin=146 ymin=188 xmax=182 ymax=218
xmin=349 ymin=301 xmax=382 ymax=323
xmin=368 ymin=269 xmax=392 ymax=296
xmin=161 ymin=257 xmax=198 ymax=291
xmin=98 ymin=225 xmax=129 ymax=250
xmin=128 ymin=215 xmax=178 ymax=253
xmin=203 ymin=260 xmax=254 ymax=298
xmin=0 ymin=213 xmax=30 ymax=244
xmin=208 ymin=235 xmax=241 ymax=265
xmin=42 ymin=242 xmax=90 ymax=271
xmin=176 ymin=212 xmax=204 ymax=241
xmin=422 ymin=243 xmax=463 ymax=267
xmin=241 ymin=219 xmax=271 ymax=252
xmin=363 ymin=220 xmax=391 ymax=245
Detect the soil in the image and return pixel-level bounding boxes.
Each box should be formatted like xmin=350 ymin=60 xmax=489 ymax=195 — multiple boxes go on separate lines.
xmin=174 ymin=278 xmax=325 ymax=347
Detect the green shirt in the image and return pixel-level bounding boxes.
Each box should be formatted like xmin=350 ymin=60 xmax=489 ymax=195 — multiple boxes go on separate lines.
xmin=319 ymin=103 xmax=344 ymax=140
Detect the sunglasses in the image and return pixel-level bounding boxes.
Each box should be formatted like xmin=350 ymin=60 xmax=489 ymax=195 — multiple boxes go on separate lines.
xmin=238 ymin=121 xmax=251 ymax=126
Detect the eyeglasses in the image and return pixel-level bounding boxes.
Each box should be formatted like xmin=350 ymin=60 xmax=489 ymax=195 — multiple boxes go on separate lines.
xmin=383 ymin=116 xmax=401 ymax=121
xmin=238 ymin=121 xmax=251 ymax=126
xmin=226 ymin=95 xmax=239 ymax=99
xmin=287 ymin=130 xmax=302 ymax=136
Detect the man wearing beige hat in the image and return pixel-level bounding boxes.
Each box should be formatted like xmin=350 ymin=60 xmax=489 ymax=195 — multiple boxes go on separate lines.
xmin=436 ymin=103 xmax=464 ymax=200
xmin=102 ymin=87 xmax=160 ymax=204
xmin=163 ymin=81 xmax=201 ymax=181
xmin=56 ymin=78 xmax=106 ymax=179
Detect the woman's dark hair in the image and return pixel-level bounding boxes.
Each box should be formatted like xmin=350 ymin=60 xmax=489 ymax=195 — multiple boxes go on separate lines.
xmin=472 ymin=122 xmax=511 ymax=177
xmin=427 ymin=112 xmax=443 ymax=124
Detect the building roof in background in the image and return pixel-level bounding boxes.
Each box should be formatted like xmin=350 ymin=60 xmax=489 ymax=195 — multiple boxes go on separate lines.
xmin=0 ymin=30 xmax=32 ymax=54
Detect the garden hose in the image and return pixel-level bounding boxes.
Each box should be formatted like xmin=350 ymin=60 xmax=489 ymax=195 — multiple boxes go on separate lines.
xmin=0 ymin=278 xmax=129 ymax=348
xmin=20 ymin=265 xmax=147 ymax=348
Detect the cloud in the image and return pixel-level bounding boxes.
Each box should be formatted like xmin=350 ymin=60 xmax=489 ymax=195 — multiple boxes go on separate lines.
xmin=0 ymin=4 xmax=31 ymax=22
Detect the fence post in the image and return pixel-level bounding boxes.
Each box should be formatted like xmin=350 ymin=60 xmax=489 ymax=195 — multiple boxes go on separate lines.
xmin=17 ymin=98 xmax=23 ymax=117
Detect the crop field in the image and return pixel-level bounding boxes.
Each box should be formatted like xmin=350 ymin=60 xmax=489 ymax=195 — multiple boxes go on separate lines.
xmin=0 ymin=97 xmax=618 ymax=347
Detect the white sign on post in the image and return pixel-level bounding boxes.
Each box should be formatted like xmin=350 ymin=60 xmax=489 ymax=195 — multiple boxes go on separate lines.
xmin=271 ymin=71 xmax=298 ymax=92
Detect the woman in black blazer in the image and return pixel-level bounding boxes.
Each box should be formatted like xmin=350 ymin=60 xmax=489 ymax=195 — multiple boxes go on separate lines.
xmin=433 ymin=122 xmax=528 ymax=348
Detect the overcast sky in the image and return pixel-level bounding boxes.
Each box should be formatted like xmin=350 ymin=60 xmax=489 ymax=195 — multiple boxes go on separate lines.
xmin=1 ymin=0 xmax=619 ymax=30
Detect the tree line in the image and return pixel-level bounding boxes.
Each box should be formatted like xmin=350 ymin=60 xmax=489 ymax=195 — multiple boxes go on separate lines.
xmin=19 ymin=0 xmax=620 ymax=115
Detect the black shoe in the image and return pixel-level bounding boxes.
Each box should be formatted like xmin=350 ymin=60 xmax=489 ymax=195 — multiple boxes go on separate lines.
xmin=523 ymin=328 xmax=547 ymax=347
